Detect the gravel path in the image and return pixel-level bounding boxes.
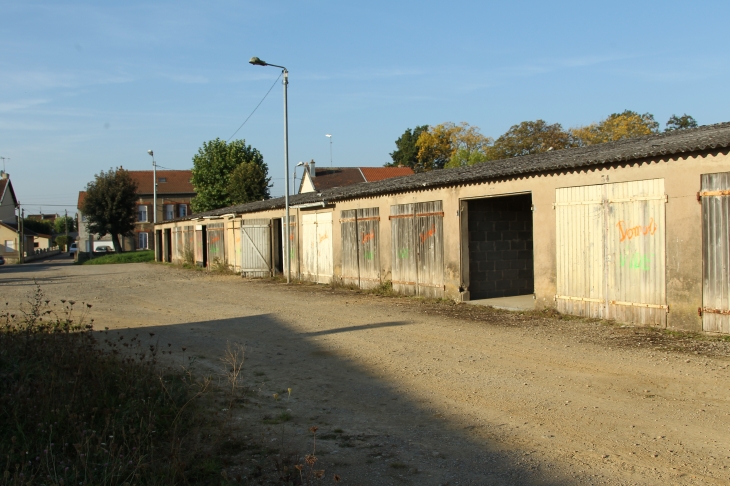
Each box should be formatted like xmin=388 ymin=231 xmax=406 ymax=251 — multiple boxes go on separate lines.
xmin=2 ymin=256 xmax=729 ymax=485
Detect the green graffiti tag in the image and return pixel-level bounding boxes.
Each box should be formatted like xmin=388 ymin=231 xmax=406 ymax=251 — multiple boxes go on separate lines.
xmin=619 ymin=252 xmax=654 ymax=271
xmin=363 ymin=250 xmax=374 ymax=261
xmin=398 ymin=248 xmax=409 ymax=259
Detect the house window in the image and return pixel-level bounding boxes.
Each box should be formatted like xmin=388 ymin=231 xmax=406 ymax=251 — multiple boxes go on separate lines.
xmin=137 ymin=205 xmax=148 ymax=222
xmin=138 ymin=232 xmax=148 ymax=249
xmin=158 ymin=177 xmax=167 ymax=183
xmin=179 ymin=204 xmax=188 ymax=218
xmin=4 ymin=240 xmax=14 ymax=251
xmin=165 ymin=204 xmax=175 ymax=221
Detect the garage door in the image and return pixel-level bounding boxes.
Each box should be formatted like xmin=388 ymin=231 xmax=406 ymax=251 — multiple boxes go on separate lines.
xmin=301 ymin=212 xmax=333 ymax=283
xmin=340 ymin=208 xmax=381 ymax=289
xmin=700 ymin=172 xmax=730 ymax=333
xmin=241 ymin=219 xmax=272 ymax=278
xmin=556 ymin=179 xmax=667 ymax=326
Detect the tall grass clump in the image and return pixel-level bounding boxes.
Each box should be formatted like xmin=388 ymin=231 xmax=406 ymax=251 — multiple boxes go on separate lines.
xmin=0 ymin=284 xmax=214 ymax=485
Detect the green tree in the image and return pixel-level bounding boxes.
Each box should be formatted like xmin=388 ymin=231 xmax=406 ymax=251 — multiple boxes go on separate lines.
xmin=386 ymin=125 xmax=429 ymax=169
xmin=487 ymin=120 xmax=572 ymax=160
xmin=570 ymin=110 xmax=659 ymax=146
xmin=54 ymin=235 xmax=74 ymax=250
xmin=22 ymin=218 xmax=53 ymax=235
xmin=81 ymin=167 xmax=138 ymax=252
xmin=54 ymin=215 xmax=76 ymax=234
xmin=445 ymin=123 xmax=493 ymax=168
xmin=227 ymin=161 xmax=271 ymax=205
xmin=190 ymin=138 xmax=269 ymax=212
xmin=665 ymin=114 xmax=698 ymax=131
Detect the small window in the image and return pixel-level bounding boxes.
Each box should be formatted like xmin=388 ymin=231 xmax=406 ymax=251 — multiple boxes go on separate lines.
xmin=158 ymin=177 xmax=167 ymax=183
xmin=137 ymin=205 xmax=148 ymax=222
xmin=165 ymin=204 xmax=175 ymax=221
xmin=4 ymin=240 xmax=15 ymax=251
xmin=138 ymin=232 xmax=148 ymax=249
xmin=178 ymin=204 xmax=188 ymax=218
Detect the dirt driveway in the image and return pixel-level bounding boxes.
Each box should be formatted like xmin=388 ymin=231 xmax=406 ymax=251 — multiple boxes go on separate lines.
xmin=2 ymin=257 xmax=729 ymax=485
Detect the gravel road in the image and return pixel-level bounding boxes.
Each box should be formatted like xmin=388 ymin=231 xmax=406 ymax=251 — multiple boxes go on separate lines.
xmin=1 ymin=256 xmax=729 ymax=485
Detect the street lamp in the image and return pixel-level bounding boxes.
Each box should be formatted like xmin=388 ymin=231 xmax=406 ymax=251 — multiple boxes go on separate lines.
xmin=249 ymin=56 xmax=292 ymax=283
xmin=325 ymin=134 xmax=332 ymax=167
xmin=293 ymin=161 xmax=305 ymax=195
xmin=147 ymin=150 xmax=156 ymax=225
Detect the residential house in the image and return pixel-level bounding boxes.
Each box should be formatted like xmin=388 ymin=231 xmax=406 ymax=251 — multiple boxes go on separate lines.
xmin=298 ymin=161 xmax=414 ymax=194
xmin=78 ymin=169 xmax=195 ymax=251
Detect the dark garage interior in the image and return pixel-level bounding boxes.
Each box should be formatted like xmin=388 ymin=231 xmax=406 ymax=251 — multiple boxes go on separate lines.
xmin=467 ymin=194 xmax=534 ymax=300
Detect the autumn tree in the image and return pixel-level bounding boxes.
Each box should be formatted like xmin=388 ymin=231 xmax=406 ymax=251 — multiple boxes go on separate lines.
xmin=570 ymin=110 xmax=659 ymax=146
xmin=665 ymin=114 xmax=698 ymax=131
xmin=414 ymin=123 xmax=459 ymax=172
xmin=81 ymin=167 xmax=138 ymax=252
xmin=191 ymin=138 xmax=269 ymax=212
xmin=486 ymin=120 xmax=572 ymax=160
xmin=387 ymin=125 xmax=429 ymax=169
xmin=445 ymin=123 xmax=493 ymax=168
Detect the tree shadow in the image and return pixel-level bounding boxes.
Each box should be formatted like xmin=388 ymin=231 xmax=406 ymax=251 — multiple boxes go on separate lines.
xmin=102 ymin=314 xmax=577 ymax=485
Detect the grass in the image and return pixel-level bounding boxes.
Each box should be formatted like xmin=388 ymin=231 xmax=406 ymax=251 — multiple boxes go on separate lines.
xmin=82 ymin=250 xmax=155 ymax=265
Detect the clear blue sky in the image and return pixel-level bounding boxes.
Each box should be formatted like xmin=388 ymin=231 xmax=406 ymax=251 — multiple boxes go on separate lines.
xmin=2 ymin=0 xmax=729 ymax=216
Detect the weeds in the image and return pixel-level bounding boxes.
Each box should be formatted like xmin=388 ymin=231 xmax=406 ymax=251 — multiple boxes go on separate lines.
xmin=211 ymin=257 xmax=236 ymax=275
xmin=82 ymin=250 xmax=155 ymax=265
xmin=0 ymin=283 xmax=221 ymax=485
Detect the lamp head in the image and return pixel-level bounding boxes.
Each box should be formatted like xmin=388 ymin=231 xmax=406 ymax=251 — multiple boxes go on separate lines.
xmin=147 ymin=150 xmax=154 ymax=156
xmin=325 ymin=134 xmax=332 ymax=138
xmin=249 ymin=56 xmax=267 ymax=66
xmin=296 ymin=161 xmax=305 ymax=167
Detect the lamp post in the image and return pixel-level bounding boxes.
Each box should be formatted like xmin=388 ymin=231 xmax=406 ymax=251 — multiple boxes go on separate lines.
xmin=293 ymin=161 xmax=305 ymax=195
xmin=325 ymin=134 xmax=332 ymax=167
xmin=249 ymin=56 xmax=292 ymax=283
xmin=147 ymin=150 xmax=156 ymax=225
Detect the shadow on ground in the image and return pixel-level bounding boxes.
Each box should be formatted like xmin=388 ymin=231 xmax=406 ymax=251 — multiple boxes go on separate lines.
xmin=104 ymin=313 xmax=575 ymax=485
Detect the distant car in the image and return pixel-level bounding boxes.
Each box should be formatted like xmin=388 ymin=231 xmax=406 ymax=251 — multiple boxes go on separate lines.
xmin=0 ymin=255 xmax=5 ymax=265
xmin=69 ymin=243 xmax=78 ymax=258
xmin=95 ymin=245 xmax=114 ymax=253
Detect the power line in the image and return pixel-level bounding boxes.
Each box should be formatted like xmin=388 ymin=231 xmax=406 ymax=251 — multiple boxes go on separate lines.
xmin=227 ymin=72 xmax=282 ymax=142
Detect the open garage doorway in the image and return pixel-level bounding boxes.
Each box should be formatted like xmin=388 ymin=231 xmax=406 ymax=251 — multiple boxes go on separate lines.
xmin=463 ymin=194 xmax=534 ymax=310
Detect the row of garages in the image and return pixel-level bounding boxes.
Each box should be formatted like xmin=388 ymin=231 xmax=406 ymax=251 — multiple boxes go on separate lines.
xmin=155 ymin=123 xmax=730 ymax=334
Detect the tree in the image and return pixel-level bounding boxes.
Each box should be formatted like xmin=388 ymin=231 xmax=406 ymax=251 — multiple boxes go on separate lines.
xmin=227 ymin=161 xmax=271 ymax=204
xmin=54 ymin=215 xmax=76 ymax=234
xmin=445 ymin=123 xmax=493 ymax=168
xmin=386 ymin=125 xmax=429 ymax=169
xmin=665 ymin=114 xmax=698 ymax=131
xmin=54 ymin=235 xmax=74 ymax=250
xmin=81 ymin=167 xmax=138 ymax=252
xmin=486 ymin=120 xmax=572 ymax=160
xmin=190 ymin=138 xmax=269 ymax=212
xmin=570 ymin=110 xmax=659 ymax=146
xmin=22 ymin=218 xmax=53 ymax=235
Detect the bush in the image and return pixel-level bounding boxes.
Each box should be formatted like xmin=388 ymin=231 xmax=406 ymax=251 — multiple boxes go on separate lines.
xmin=55 ymin=235 xmax=74 ymax=249
xmin=0 ymin=285 xmax=215 ymax=485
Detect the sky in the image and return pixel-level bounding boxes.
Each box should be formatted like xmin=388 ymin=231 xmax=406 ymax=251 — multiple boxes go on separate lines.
xmin=2 ymin=0 xmax=730 ymax=216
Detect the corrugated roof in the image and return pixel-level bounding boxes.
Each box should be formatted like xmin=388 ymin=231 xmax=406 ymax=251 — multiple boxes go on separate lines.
xmin=360 ymin=167 xmax=415 ymax=182
xmin=162 ymin=121 xmax=730 ymax=223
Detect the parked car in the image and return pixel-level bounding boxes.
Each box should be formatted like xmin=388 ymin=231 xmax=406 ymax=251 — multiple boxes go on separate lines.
xmin=69 ymin=243 xmax=78 ymax=258
xmin=0 ymin=255 xmax=5 ymax=265
xmin=95 ymin=245 xmax=114 ymax=254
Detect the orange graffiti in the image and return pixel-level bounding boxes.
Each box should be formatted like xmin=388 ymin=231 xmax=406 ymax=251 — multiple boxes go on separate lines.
xmin=319 ymin=232 xmax=329 ymax=243
xmin=361 ymin=231 xmax=375 ymax=244
xmin=616 ymin=218 xmax=657 ymax=242
xmin=419 ymin=224 xmax=436 ymax=243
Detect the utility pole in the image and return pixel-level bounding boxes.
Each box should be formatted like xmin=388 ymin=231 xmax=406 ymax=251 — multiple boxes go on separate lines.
xmin=64 ymin=209 xmax=68 ymax=251
xmin=20 ymin=207 xmax=25 ymax=264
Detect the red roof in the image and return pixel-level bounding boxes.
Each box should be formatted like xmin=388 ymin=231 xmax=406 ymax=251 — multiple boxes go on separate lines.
xmin=360 ymin=167 xmax=414 ymax=182
xmin=77 ymin=191 xmax=86 ymax=209
xmin=129 ymin=170 xmax=194 ymax=195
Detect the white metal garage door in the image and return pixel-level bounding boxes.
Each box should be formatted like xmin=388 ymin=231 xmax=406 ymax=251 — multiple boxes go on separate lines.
xmin=301 ymin=212 xmax=333 ymax=283
xmin=556 ymin=179 xmax=667 ymax=326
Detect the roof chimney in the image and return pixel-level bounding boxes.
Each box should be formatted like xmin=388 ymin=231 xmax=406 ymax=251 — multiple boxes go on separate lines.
xmin=1 ymin=171 xmax=8 ymax=180
xmin=309 ymin=159 xmax=316 ymax=178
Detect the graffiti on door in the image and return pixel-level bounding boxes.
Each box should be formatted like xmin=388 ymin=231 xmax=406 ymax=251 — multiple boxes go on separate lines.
xmin=616 ymin=218 xmax=658 ymax=242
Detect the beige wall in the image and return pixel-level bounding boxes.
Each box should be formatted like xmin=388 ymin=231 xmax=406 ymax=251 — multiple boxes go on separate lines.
xmin=155 ymin=149 xmax=730 ymax=332
xmin=0 ymin=193 xmax=16 ymax=223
